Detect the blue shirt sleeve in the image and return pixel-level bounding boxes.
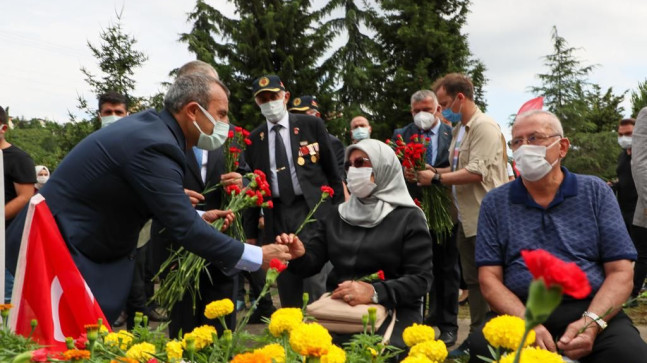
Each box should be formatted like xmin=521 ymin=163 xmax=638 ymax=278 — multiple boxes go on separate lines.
xmin=475 ymin=192 xmax=505 ymax=267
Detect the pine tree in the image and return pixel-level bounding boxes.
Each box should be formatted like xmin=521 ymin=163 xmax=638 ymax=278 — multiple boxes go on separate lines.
xmin=368 ymin=0 xmax=487 ymax=139
xmin=630 ymin=79 xmax=647 ymax=117
xmin=180 ymin=0 xmax=330 ymax=130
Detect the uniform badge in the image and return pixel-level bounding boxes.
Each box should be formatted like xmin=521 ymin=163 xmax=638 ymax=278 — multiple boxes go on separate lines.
xmin=300 ymin=141 xmax=308 ymax=146
xmin=297 ymin=156 xmax=305 ymax=166
xmin=294 ymin=98 xmax=302 ymax=106
xmin=294 ymin=127 xmax=299 ymax=135
xmin=260 ymin=132 xmax=265 ymax=141
xmin=259 ymin=77 xmax=270 ymax=87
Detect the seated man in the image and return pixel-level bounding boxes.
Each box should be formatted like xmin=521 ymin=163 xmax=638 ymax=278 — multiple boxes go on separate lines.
xmin=471 ymin=110 xmax=647 ymax=363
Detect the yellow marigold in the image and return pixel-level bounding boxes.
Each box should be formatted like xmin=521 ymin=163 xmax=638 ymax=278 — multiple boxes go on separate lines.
xmin=497 ymin=347 xmax=566 ymax=363
xmin=321 ymin=344 xmax=346 ymax=363
xmin=166 ymin=340 xmax=183 ymax=361
xmin=230 ymin=351 xmax=272 ymax=363
xmin=400 ymin=356 xmax=433 ymax=363
xmin=99 ymin=325 xmax=109 ymax=334
xmin=204 ymin=298 xmax=235 ymax=319
xmin=409 ymin=340 xmax=448 ymax=363
xmin=104 ymin=330 xmax=134 ymax=350
xmin=125 ymin=342 xmax=156 ymax=361
xmin=183 ymin=324 xmax=217 ymax=350
xmin=483 ymin=315 xmax=536 ymax=351
xmin=289 ymin=322 xmax=332 ymax=357
xmin=61 ymin=349 xmax=91 ymax=361
xmin=268 ymin=308 xmax=303 ymax=337
xmin=402 ymin=323 xmax=436 ymax=347
xmin=254 ymin=343 xmax=285 ymax=363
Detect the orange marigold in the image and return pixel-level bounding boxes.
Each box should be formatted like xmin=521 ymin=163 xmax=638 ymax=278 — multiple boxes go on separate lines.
xmin=62 ymin=349 xmax=91 ymax=361
xmin=230 ymin=351 xmax=272 ymax=363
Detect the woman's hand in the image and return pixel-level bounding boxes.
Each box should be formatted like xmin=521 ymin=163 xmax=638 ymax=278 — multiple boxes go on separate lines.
xmin=202 ymin=209 xmax=235 ymax=231
xmin=275 ymin=233 xmax=305 ymax=259
xmin=331 ymin=280 xmax=375 ymax=306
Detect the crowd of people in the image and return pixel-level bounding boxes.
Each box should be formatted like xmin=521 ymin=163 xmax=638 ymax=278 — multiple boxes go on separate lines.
xmin=2 ymin=60 xmax=647 ymax=362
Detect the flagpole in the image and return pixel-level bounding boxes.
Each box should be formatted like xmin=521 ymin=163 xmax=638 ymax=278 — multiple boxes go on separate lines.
xmin=0 ymin=149 xmax=5 ymax=304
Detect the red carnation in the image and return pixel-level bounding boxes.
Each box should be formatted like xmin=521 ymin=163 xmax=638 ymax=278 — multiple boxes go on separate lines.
xmin=521 ymin=249 xmax=591 ymax=299
xmin=31 ymin=348 xmax=49 ymax=362
xmin=242 ymin=129 xmax=250 ymax=137
xmin=377 ymin=270 xmax=385 ymax=280
xmin=266 ymin=200 xmax=274 ymax=209
xmin=235 ymin=126 xmax=243 ymax=133
xmin=244 ymin=138 xmax=252 ymax=145
xmin=254 ymin=169 xmax=267 ymax=179
xmin=246 ymin=190 xmax=256 ymax=198
xmin=413 ymin=198 xmax=422 ymax=208
xmin=225 ymin=184 xmax=241 ymax=195
xmin=228 ymin=130 xmax=235 ymax=138
xmin=74 ymin=333 xmax=88 ymax=349
xmin=255 ymin=190 xmax=264 ymax=206
xmin=269 ymin=258 xmax=287 ymax=272
xmin=320 ymin=185 xmax=334 ymax=198
xmin=385 ymin=138 xmax=392 ymax=144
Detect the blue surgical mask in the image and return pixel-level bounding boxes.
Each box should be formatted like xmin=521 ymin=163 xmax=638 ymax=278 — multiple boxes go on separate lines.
xmin=352 ymin=127 xmax=370 ymax=141
xmin=194 ymin=104 xmax=230 ymax=151
xmin=441 ymin=97 xmax=462 ymax=124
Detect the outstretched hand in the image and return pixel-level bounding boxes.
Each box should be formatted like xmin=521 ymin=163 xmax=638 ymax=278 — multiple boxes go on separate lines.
xmin=275 ymin=233 xmax=306 ymax=259
xmin=202 ymin=209 xmax=235 ymax=231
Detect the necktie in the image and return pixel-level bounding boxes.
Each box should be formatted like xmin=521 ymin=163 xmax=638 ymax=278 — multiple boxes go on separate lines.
xmin=426 ymin=131 xmax=435 ymax=166
xmin=272 ymin=125 xmax=295 ymax=205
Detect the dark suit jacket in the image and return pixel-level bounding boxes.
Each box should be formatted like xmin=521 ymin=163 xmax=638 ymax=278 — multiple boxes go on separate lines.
xmin=392 ymin=122 xmax=453 ymax=200
xmin=244 ymin=113 xmax=344 ymax=243
xmin=6 ymin=109 xmax=245 ymax=322
xmin=328 ymin=134 xmax=346 ymax=179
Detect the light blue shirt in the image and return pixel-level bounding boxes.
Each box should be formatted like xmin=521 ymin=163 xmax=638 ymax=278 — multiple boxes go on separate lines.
xmin=266 ymin=111 xmax=303 ymax=198
xmin=421 ymin=120 xmax=441 ymax=166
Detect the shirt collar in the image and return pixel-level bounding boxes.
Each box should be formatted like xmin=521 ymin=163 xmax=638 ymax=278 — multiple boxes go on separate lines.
xmin=266 ymin=108 xmax=290 ymax=131
xmin=510 ymin=166 xmax=577 ymax=208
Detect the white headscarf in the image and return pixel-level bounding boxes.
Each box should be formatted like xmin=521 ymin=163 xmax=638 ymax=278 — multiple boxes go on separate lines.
xmin=338 ymin=139 xmax=422 ymax=228
xmin=35 ymin=165 xmax=50 ymax=190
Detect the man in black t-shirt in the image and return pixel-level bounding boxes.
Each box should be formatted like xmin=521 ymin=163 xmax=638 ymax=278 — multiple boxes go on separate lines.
xmin=1 ymin=105 xmax=36 ymax=302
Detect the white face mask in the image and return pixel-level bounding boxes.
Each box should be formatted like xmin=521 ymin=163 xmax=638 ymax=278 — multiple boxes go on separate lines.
xmin=346 ymin=167 xmax=377 ymax=198
xmin=260 ymin=99 xmax=287 ymax=123
xmin=352 ymin=127 xmax=370 ymax=141
xmin=100 ymin=115 xmax=122 ymax=128
xmin=618 ymin=136 xmax=632 ymax=149
xmin=513 ymin=139 xmax=561 ymax=182
xmin=37 ymin=175 xmax=49 ymax=185
xmin=413 ymin=112 xmax=436 ymax=130
xmin=194 ymin=104 xmax=230 ymax=151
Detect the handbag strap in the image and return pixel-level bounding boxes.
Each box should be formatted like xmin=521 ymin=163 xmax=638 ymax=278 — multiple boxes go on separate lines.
xmin=381 ymin=310 xmax=397 ymax=344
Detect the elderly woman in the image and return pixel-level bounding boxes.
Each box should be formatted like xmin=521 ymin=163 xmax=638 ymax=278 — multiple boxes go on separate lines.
xmin=277 ymin=139 xmax=433 ymax=349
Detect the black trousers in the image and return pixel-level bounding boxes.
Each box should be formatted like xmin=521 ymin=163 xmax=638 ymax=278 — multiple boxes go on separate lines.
xmin=468 ymin=299 xmax=647 ymax=363
xmin=271 ymin=196 xmax=326 ymax=307
xmin=427 ymin=224 xmax=460 ymax=333
xmin=631 ymin=225 xmax=647 ymax=297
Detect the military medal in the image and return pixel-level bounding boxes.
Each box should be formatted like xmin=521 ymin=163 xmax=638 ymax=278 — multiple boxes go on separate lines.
xmin=297 ymin=156 xmax=305 ymax=165
xmin=311 ymin=155 xmax=317 ymax=163
xmin=294 ymin=127 xmax=300 ymax=135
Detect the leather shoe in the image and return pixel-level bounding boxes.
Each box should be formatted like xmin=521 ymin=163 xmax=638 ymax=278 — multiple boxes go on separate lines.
xmin=147 ymin=309 xmax=168 ymax=322
xmin=439 ymin=330 xmax=458 ymax=347
xmin=448 ymin=338 xmax=470 ymax=359
xmin=112 ymin=311 xmax=127 ymax=327
xmin=248 ymin=305 xmax=276 ymax=324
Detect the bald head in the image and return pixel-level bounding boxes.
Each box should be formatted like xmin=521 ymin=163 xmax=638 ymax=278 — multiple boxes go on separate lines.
xmin=177 ymin=60 xmax=219 ymax=79
xmin=350 ymin=116 xmax=370 ymax=129
xmin=513 ymin=110 xmax=563 ymax=137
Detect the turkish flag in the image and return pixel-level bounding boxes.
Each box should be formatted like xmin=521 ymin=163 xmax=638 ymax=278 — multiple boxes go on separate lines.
xmin=9 ymin=195 xmax=110 ymax=351
xmin=517 ymin=96 xmax=544 ymax=115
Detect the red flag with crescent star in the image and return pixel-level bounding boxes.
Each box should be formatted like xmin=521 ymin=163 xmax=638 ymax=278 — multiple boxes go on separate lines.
xmin=516 ymin=96 xmax=544 ymax=115
xmin=9 ymin=195 xmax=110 ymax=351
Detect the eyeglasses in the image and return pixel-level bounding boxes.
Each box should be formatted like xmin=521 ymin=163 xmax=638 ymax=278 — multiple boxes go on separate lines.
xmin=508 ymin=134 xmax=561 ymax=150
xmin=344 ymin=157 xmax=371 ymax=170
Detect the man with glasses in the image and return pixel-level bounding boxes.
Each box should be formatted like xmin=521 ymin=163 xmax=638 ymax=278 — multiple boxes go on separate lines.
xmin=467 ymin=109 xmax=646 ymax=363
xmin=416 ymin=73 xmax=508 ymax=357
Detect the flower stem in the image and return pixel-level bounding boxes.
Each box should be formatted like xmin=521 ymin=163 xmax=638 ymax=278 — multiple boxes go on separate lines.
xmin=512 ymin=327 xmax=532 ymax=363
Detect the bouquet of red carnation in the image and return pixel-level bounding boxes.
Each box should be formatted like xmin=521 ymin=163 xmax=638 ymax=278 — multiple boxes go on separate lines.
xmin=386 ymin=134 xmax=453 ymax=242
xmin=224 ymin=126 xmax=252 ymax=173
xmin=154 ymin=170 xmax=273 ymax=312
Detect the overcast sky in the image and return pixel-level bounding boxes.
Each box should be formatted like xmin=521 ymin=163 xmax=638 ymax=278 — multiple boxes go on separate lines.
xmin=1 ymin=0 xmax=646 ymax=140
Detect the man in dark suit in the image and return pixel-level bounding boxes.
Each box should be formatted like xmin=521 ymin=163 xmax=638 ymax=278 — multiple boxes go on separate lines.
xmin=287 ymin=95 xmax=346 ymax=182
xmin=5 ymin=74 xmax=292 ymax=323
xmin=392 ymin=89 xmax=460 ymax=347
xmin=244 ymin=75 xmax=344 ymax=309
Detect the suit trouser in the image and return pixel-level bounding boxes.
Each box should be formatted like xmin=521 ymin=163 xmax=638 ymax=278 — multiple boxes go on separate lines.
xmin=468 ymin=299 xmax=647 ymax=363
xmin=456 ymin=222 xmax=489 ymax=332
xmin=631 ymin=225 xmax=647 ymax=297
xmin=427 ymin=224 xmax=460 ymax=333
xmin=272 ymin=196 xmax=328 ymax=307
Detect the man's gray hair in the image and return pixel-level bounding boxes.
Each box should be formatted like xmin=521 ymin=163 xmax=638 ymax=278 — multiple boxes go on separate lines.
xmin=177 ymin=60 xmax=219 ymax=79
xmin=515 ymin=110 xmax=564 ymax=136
xmin=411 ymin=90 xmax=437 ymax=104
xmin=164 ymin=74 xmax=226 ymax=113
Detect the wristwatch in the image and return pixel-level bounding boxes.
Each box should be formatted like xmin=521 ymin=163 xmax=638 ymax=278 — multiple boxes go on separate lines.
xmin=432 ymin=172 xmax=442 ymax=185
xmin=371 ymin=286 xmax=379 ymax=304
